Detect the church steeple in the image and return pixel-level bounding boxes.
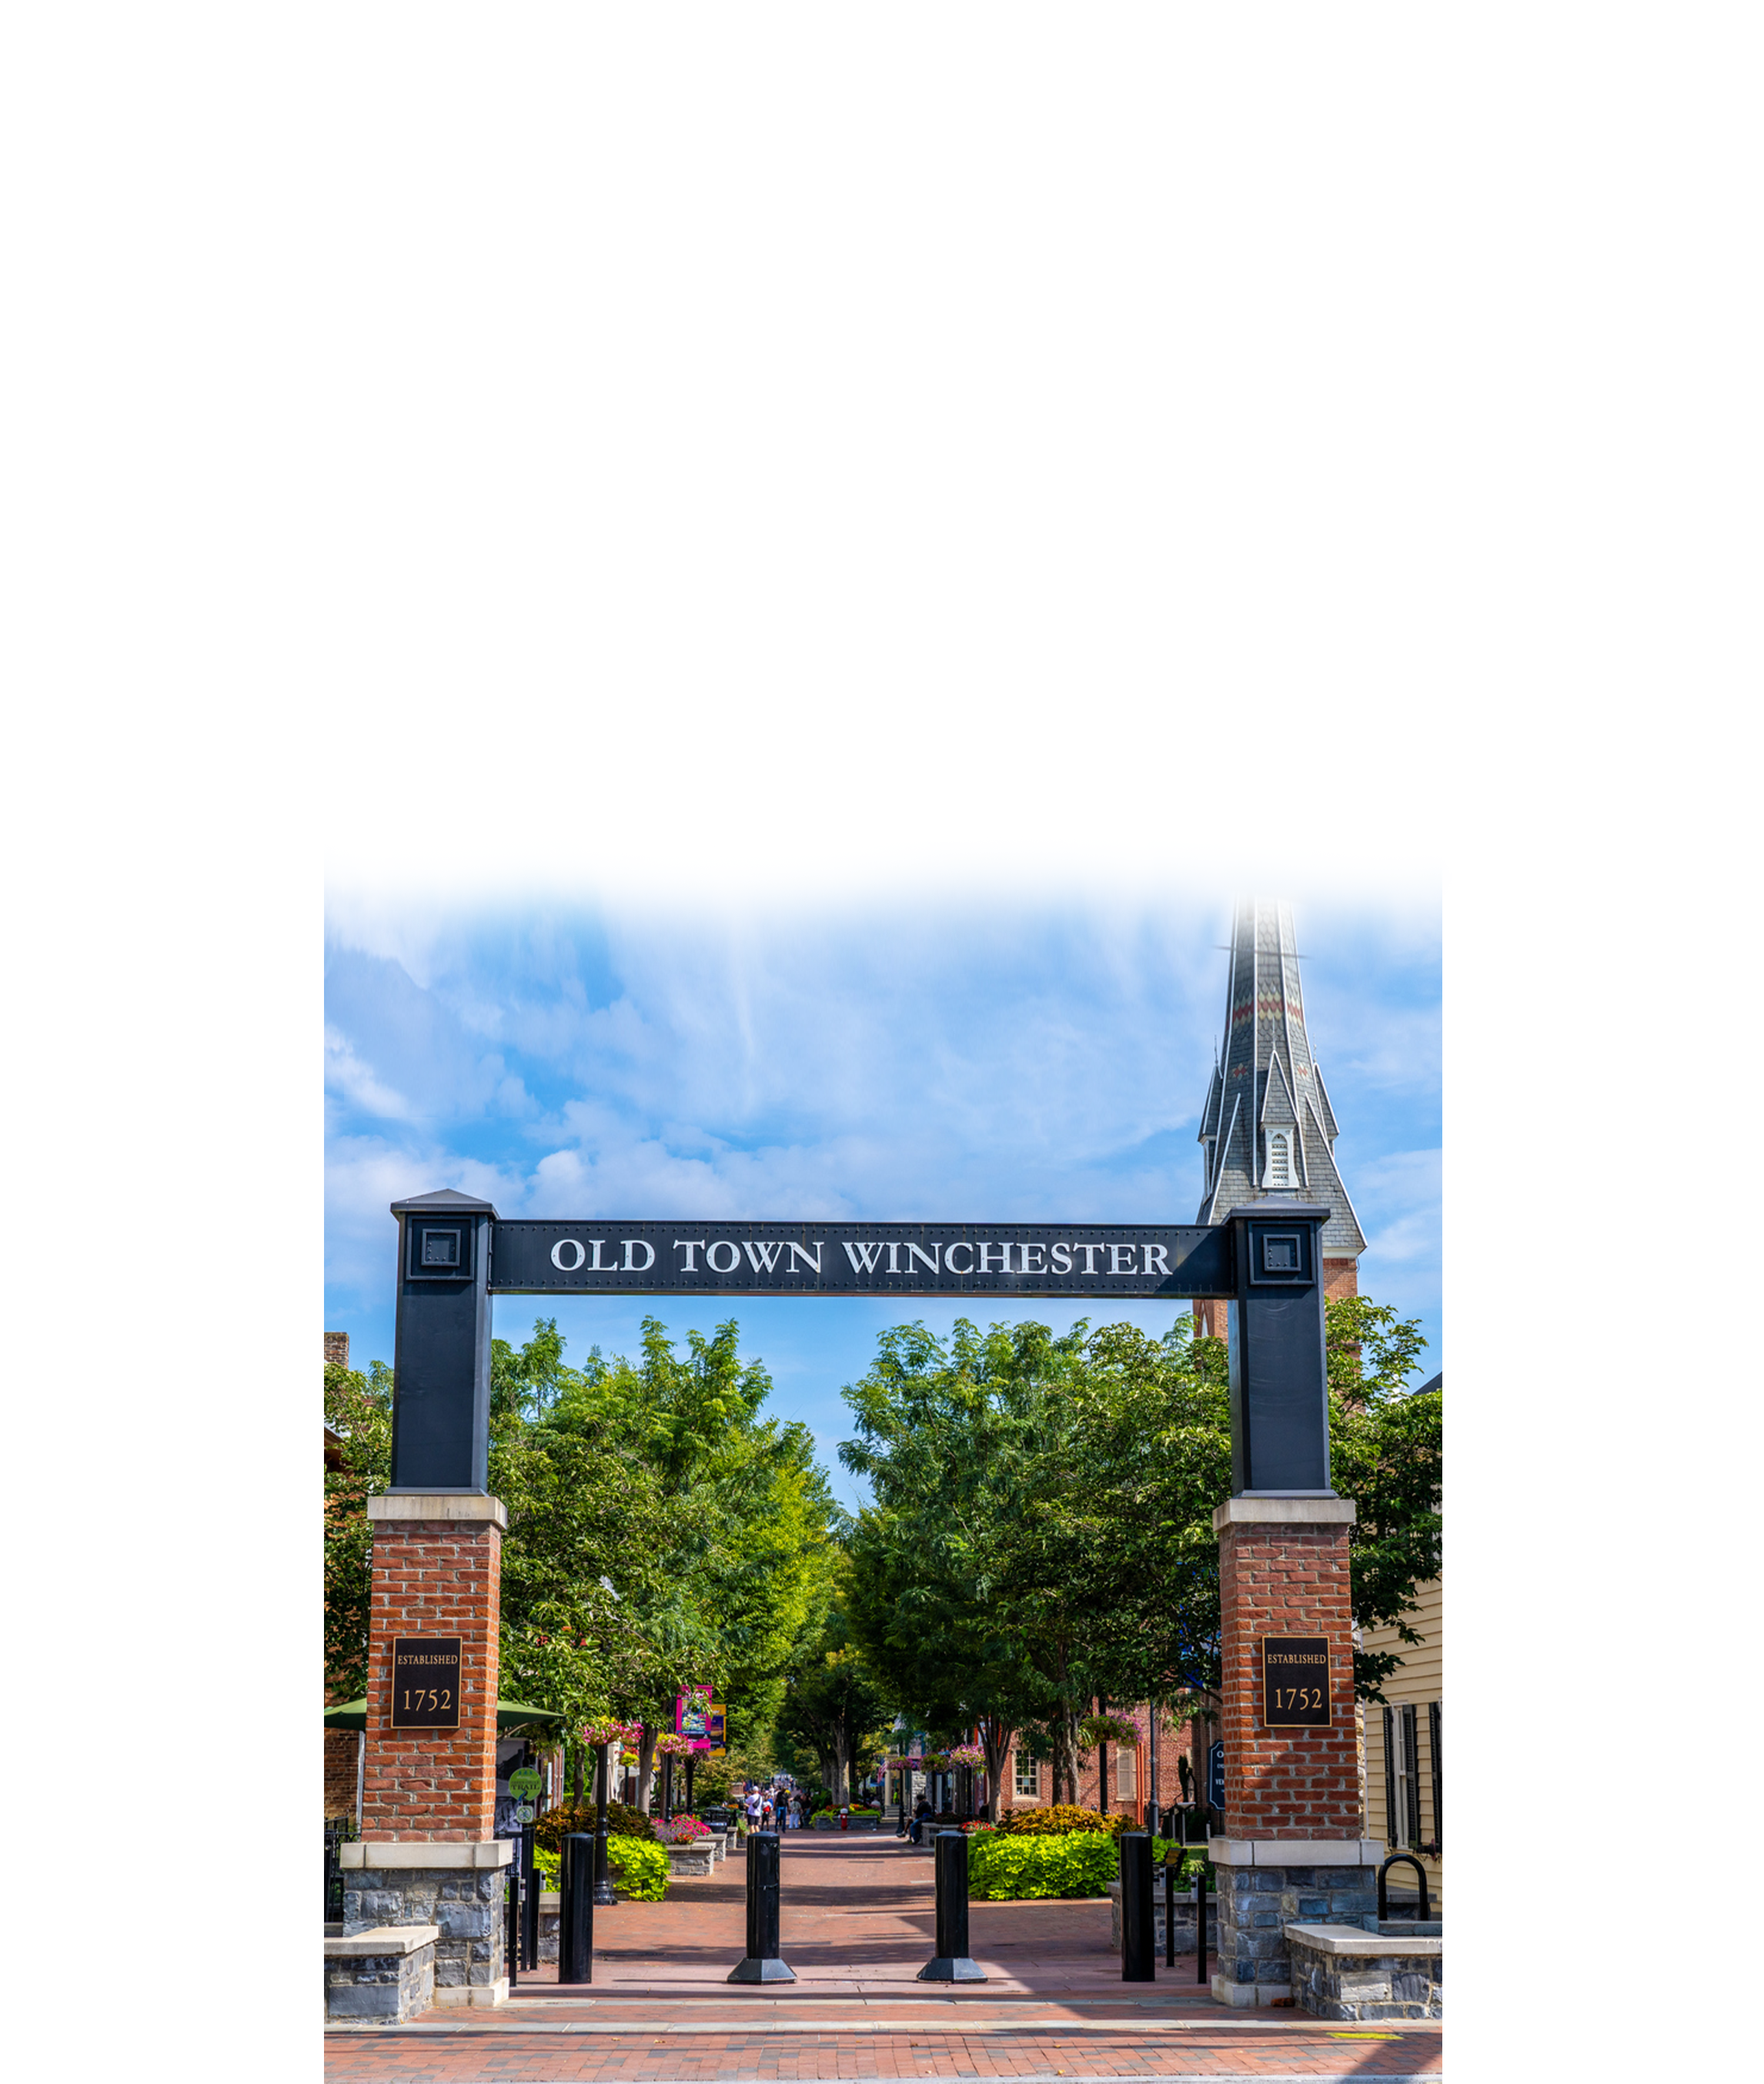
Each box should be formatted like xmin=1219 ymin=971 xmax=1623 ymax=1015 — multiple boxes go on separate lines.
xmin=1198 ymin=900 xmax=1366 ymax=1265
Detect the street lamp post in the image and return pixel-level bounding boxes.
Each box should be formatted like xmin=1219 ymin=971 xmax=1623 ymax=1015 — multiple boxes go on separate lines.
xmin=593 ymin=1742 xmax=616 ymax=1908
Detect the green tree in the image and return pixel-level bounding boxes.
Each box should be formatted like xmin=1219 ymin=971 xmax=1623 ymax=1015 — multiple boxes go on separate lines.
xmin=775 ymin=1581 xmax=896 ymax=1805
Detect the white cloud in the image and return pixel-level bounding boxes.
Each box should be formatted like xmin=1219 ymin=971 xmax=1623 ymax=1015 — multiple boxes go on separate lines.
xmin=323 ymin=1025 xmax=416 ymax=1122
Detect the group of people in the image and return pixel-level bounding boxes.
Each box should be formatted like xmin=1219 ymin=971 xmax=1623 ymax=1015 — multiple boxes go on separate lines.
xmin=740 ymin=1782 xmax=808 ymax=1830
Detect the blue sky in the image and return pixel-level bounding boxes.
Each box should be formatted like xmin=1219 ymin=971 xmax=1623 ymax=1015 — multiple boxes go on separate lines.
xmin=325 ymin=895 xmax=1439 ymax=1509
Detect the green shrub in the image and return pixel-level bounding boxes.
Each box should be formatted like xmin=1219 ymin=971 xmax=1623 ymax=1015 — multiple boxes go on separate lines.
xmin=605 ymin=1835 xmax=670 ymax=1900
xmin=998 ymin=1805 xmax=1121 ymax=1838
xmin=530 ymin=1833 xmax=670 ymax=1901
xmin=967 ymin=1830 xmax=1119 ymax=1900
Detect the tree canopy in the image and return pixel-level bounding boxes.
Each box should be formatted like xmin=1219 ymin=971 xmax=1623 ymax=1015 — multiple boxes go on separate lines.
xmin=323 ymin=1315 xmax=840 ymax=1797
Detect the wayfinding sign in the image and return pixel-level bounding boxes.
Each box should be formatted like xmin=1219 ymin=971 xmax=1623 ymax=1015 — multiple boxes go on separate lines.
xmin=485 ymin=1221 xmax=1232 ymax=1297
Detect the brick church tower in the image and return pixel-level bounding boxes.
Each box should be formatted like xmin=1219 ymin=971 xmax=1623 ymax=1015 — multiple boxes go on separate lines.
xmin=1193 ymin=899 xmax=1365 ymax=1338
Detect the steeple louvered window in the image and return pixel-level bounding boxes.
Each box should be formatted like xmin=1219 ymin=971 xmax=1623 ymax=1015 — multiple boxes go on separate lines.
xmin=1262 ymin=1128 xmax=1295 ymax=1189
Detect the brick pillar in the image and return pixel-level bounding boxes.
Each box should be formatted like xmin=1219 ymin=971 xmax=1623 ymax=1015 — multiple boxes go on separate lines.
xmin=1208 ymin=1496 xmax=1381 ymax=2009
xmin=338 ymin=1492 xmax=513 ymax=2009
xmin=362 ymin=1495 xmax=503 ymax=1839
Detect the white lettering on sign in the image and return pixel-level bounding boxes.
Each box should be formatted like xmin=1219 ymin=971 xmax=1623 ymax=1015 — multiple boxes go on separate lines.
xmin=706 ymin=1239 xmax=740 ymax=1273
xmin=1074 ymin=1244 xmax=1103 ymax=1274
xmin=1110 ymin=1244 xmax=1138 ymax=1274
xmin=843 ymin=1241 xmax=886 ymax=1273
xmin=623 ymin=1238 xmax=656 ymax=1271
xmin=743 ymin=1240 xmax=784 ymax=1273
xmin=590 ymin=1240 xmax=612 ymax=1269
xmin=1020 ymin=1241 xmax=1047 ymax=1274
xmin=944 ymin=1241 xmax=974 ymax=1273
xmin=787 ymin=1241 xmax=822 ymax=1274
xmin=977 ymin=1241 xmax=1011 ymax=1274
xmin=675 ymin=1241 xmax=706 ymax=1270
xmin=1051 ymin=1242 xmax=1073 ymax=1273
xmin=550 ymin=1238 xmax=586 ymax=1271
xmin=1143 ymin=1243 xmax=1170 ymax=1275
xmin=904 ymin=1242 xmax=939 ymax=1275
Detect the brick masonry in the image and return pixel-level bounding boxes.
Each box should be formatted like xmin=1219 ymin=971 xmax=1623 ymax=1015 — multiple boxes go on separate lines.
xmin=362 ymin=1511 xmax=503 ymax=1841
xmin=325 ymin=1728 xmax=359 ymax=1822
xmin=1217 ymin=1517 xmax=1359 ymax=1840
xmin=325 ymin=1331 xmax=351 ymax=1369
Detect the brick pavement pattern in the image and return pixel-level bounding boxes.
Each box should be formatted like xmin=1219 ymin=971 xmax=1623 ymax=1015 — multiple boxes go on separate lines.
xmin=326 ymin=1838 xmax=1439 ymax=2079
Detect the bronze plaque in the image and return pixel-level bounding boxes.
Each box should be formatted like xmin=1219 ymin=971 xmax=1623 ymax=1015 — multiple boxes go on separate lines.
xmin=390 ymin=1635 xmax=463 ymax=1728
xmin=1261 ymin=1635 xmax=1331 ymax=1727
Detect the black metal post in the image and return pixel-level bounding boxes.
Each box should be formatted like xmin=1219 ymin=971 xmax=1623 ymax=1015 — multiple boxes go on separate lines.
xmin=1146 ymin=1699 xmax=1161 ymax=1840
xmin=1195 ymin=1869 xmax=1208 ymax=1986
xmin=593 ymin=1742 xmax=616 ymax=1908
xmin=917 ymin=1830 xmax=986 ymax=1982
xmin=727 ymin=1831 xmax=795 ymax=1982
xmin=662 ymin=1753 xmax=673 ymax=1823
xmin=1120 ymin=1832 xmax=1154 ymax=1983
xmin=686 ymin=1757 xmax=697 ymax=1813
xmin=1164 ymin=1853 xmax=1177 ymax=1969
xmin=897 ymin=1766 xmax=908 ymax=1837
xmin=506 ymin=1869 xmax=519 ymax=1993
xmin=521 ymin=1819 xmax=538 ymax=1969
xmin=1224 ymin=1204 xmax=1332 ymax=1495
xmin=561 ymin=1832 xmax=594 ymax=1985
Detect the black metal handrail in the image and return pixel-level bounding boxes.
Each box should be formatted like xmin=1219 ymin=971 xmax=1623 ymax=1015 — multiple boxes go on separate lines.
xmin=1376 ymin=1852 xmax=1432 ymax=1923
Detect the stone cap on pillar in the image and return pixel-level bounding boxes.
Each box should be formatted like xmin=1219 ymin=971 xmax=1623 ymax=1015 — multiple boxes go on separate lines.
xmin=369 ymin=1493 xmax=508 ymax=1527
xmin=1221 ymin=1202 xmax=1332 ymax=1224
xmin=1208 ymin=1837 xmax=1384 ymax=1866
xmin=1213 ymin=1495 xmax=1355 ymax=1531
xmin=390 ymin=1187 xmax=500 ymax=1217
xmin=340 ymin=1841 xmax=514 ymax=1869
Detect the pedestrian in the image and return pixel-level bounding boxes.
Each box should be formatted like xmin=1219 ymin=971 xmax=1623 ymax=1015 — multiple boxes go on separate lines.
xmin=910 ymin=1792 xmax=931 ymax=1846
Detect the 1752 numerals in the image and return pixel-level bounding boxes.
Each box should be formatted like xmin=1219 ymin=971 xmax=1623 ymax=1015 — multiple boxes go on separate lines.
xmin=1268 ymin=1686 xmax=1325 ymax=1713
xmin=399 ymin=1688 xmax=452 ymax=1715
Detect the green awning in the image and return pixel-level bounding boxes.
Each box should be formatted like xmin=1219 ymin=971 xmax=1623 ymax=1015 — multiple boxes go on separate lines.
xmin=322 ymin=1698 xmax=565 ymax=1733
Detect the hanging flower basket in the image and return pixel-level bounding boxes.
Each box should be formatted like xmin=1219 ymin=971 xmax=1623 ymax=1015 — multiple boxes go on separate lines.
xmin=1079 ymin=1712 xmax=1144 ymax=1749
xmin=947 ymin=1744 xmax=987 ymax=1769
xmin=655 ymin=1732 xmax=696 ymax=1758
xmin=581 ymin=1718 xmax=634 ymax=1748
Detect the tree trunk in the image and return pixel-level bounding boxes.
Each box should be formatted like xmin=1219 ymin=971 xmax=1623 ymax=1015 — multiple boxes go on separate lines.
xmin=635 ymin=1722 xmax=657 ymax=1812
xmin=980 ymin=1720 xmax=1014 ymax=1822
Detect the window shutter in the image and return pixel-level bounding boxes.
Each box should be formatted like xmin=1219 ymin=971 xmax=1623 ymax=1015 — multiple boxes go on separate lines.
xmin=1428 ymin=1702 xmax=1442 ymax=1850
xmin=1401 ymin=1704 xmax=1422 ymax=1847
xmin=1381 ymin=1706 xmax=1397 ymax=1846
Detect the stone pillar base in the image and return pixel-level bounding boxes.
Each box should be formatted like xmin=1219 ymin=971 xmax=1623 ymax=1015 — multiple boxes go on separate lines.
xmin=324 ymin=1925 xmax=437 ymax=2021
xmin=1207 ymin=1838 xmax=1382 ymax=2008
xmin=339 ymin=1840 xmax=512 ymax=2008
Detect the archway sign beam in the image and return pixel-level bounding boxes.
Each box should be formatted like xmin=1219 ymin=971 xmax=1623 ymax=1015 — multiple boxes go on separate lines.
xmin=386 ymin=1191 xmax=1336 ymax=1503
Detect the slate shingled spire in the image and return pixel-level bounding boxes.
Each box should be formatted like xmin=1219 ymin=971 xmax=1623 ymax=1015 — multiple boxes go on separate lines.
xmin=1197 ymin=899 xmax=1366 ymax=1261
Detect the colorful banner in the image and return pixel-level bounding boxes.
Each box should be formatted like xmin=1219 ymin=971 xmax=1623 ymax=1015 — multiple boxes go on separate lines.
xmin=675 ymin=1684 xmax=727 ymax=1752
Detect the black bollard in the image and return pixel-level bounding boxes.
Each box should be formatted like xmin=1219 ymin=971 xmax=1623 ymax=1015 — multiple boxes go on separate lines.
xmin=1164 ymin=1854 xmax=1177 ymax=1969
xmin=1119 ymin=1832 xmax=1154 ymax=1983
xmin=727 ymin=1830 xmax=795 ymax=1982
xmin=560 ymin=1832 xmax=595 ymax=1985
xmin=505 ymin=1868 xmax=519 ymax=1992
xmin=1195 ymin=1869 xmax=1208 ymax=1987
xmin=917 ymin=1830 xmax=986 ymax=1982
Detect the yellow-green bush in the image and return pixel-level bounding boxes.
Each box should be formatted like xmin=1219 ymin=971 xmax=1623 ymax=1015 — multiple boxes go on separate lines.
xmin=967 ymin=1830 xmax=1118 ymax=1899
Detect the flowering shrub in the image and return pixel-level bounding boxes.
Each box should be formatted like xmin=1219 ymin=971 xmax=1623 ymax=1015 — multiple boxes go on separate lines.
xmin=998 ymin=1804 xmax=1122 ymax=1838
xmin=535 ymin=1798 xmax=653 ymax=1850
xmin=651 ymin=1815 xmax=710 ymax=1844
xmin=968 ymin=1830 xmax=1118 ymax=1899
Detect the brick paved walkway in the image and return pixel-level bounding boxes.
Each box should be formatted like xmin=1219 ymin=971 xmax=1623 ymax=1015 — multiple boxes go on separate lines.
xmin=326 ymin=1835 xmax=1441 ymax=2080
